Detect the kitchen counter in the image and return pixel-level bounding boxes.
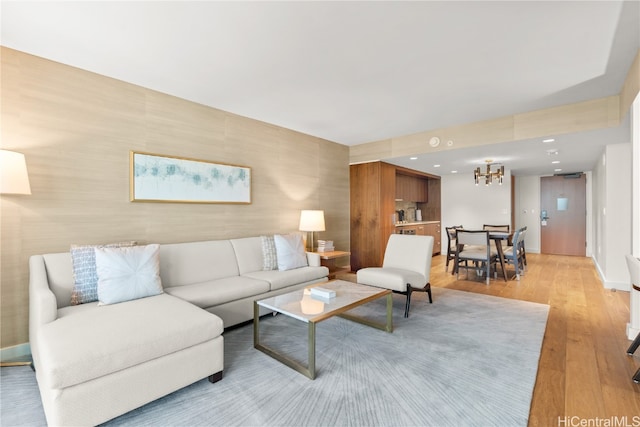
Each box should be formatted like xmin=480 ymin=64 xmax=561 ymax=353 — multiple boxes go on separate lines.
xmin=395 ymin=220 xmax=440 ymax=227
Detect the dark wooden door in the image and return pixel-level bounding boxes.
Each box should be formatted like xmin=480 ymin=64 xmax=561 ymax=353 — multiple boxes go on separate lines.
xmin=540 ymin=174 xmax=586 ymax=256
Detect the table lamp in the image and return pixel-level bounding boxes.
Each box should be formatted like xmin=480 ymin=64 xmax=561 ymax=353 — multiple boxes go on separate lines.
xmin=299 ymin=210 xmax=325 ymax=251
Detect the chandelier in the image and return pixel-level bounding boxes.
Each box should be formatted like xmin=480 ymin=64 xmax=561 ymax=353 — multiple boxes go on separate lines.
xmin=474 ymin=160 xmax=504 ymax=186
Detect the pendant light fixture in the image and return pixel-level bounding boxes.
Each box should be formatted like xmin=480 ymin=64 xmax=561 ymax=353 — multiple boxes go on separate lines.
xmin=474 ymin=160 xmax=504 ymax=186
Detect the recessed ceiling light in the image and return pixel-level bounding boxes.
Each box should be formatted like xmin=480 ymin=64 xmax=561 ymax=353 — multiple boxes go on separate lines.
xmin=543 ymin=138 xmax=555 ymax=143
xmin=451 ymin=170 xmax=458 ymax=174
xmin=433 ymin=164 xmax=440 ymax=168
xmin=410 ymin=157 xmax=418 ymax=160
xmin=554 ymin=168 xmax=562 ymax=172
xmin=552 ymin=160 xmax=560 ymax=164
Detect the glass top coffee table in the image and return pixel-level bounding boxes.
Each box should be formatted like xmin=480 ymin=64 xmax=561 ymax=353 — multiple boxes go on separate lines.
xmin=253 ymin=280 xmax=393 ymax=379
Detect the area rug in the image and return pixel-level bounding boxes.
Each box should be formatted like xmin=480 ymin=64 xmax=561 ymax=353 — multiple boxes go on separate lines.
xmin=0 ymin=287 xmax=549 ymax=427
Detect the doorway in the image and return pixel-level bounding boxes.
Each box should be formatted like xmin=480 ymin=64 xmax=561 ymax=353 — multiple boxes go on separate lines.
xmin=540 ymin=174 xmax=586 ymax=256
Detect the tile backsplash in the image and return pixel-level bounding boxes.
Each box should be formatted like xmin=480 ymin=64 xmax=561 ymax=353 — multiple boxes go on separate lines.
xmin=395 ymin=201 xmax=418 ymax=222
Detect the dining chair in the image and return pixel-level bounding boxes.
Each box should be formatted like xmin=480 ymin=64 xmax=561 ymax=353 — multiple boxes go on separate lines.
xmin=445 ymin=225 xmax=463 ymax=272
xmin=518 ymin=226 xmax=528 ymax=268
xmin=503 ymin=227 xmax=525 ymax=280
xmin=483 ymin=224 xmax=511 ymax=250
xmin=482 ymin=224 xmax=510 ymax=232
xmin=356 ymin=234 xmax=434 ymax=318
xmin=454 ymin=230 xmax=500 ymax=285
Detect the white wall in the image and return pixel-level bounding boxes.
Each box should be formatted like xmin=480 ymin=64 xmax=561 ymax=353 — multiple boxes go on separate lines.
xmin=630 ymin=95 xmax=640 ymax=340
xmin=592 ymin=142 xmax=633 ymax=290
xmin=514 ymin=176 xmax=541 ymax=253
xmin=440 ymin=170 xmax=511 ymax=253
xmin=606 ymin=144 xmax=632 ymax=285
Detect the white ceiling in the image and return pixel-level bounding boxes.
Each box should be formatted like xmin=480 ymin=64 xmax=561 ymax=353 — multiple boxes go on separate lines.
xmin=1 ymin=1 xmax=639 ymax=176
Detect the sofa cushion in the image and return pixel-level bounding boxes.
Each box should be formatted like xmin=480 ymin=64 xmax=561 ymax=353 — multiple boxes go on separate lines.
xmin=37 ymin=293 xmax=223 ymax=389
xmin=95 ymin=244 xmax=163 ymax=305
xmin=163 ymin=276 xmax=270 ymax=308
xmin=274 ymin=233 xmax=308 ymax=271
xmin=242 ymin=266 xmax=329 ymax=291
xmin=159 ymin=240 xmax=239 ymax=287
xmin=70 ymin=241 xmax=136 ymax=305
xmin=229 ymin=237 xmax=264 ymax=275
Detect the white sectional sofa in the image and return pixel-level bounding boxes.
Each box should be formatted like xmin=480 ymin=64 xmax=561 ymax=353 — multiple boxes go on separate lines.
xmin=29 ymin=235 xmax=329 ymax=426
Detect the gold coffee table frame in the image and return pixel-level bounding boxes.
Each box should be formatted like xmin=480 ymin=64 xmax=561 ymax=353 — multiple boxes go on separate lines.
xmin=253 ymin=280 xmax=393 ymax=379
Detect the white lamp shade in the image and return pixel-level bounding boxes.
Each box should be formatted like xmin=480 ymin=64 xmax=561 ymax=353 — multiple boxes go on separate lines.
xmin=0 ymin=150 xmax=32 ymax=195
xmin=299 ymin=210 xmax=325 ymax=232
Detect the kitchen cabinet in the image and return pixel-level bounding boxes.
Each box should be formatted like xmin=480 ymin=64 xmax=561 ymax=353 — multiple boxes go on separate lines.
xmin=396 ymin=173 xmax=428 ymax=202
xmin=405 ymin=223 xmax=440 ymax=255
xmin=424 ymin=223 xmax=442 ymax=255
xmin=350 ymin=162 xmax=396 ymax=271
xmin=351 ymin=161 xmax=441 ymax=270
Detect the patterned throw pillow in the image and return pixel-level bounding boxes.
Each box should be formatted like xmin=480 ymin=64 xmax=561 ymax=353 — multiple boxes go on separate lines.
xmin=70 ymin=241 xmax=136 ymax=305
xmin=261 ymin=235 xmax=278 ymax=271
xmin=95 ymin=244 xmax=163 ymax=305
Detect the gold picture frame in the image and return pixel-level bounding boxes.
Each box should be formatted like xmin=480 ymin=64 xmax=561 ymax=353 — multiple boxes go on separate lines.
xmin=130 ymin=151 xmax=251 ymax=204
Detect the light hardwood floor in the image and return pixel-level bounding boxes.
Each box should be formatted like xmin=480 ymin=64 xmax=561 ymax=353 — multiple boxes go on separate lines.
xmin=338 ymin=253 xmax=640 ymax=426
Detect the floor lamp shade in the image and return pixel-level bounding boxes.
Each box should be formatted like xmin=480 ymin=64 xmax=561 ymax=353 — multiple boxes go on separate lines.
xmin=0 ymin=150 xmax=32 ymax=195
xmin=299 ymin=210 xmax=325 ymax=251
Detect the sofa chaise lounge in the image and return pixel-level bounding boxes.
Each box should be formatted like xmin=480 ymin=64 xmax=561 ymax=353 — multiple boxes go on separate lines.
xmin=29 ymin=235 xmax=329 ymax=426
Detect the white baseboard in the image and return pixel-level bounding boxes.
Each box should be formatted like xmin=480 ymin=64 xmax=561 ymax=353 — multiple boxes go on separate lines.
xmin=0 ymin=343 xmax=31 ymax=363
xmin=604 ymin=281 xmax=631 ymax=291
xmin=592 ymin=256 xmax=632 ymax=291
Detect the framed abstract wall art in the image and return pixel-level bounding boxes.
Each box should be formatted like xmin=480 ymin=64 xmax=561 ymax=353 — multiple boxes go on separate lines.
xmin=130 ymin=151 xmax=251 ymax=204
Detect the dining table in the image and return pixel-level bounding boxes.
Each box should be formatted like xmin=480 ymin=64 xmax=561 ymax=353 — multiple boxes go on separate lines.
xmin=452 ymin=230 xmax=512 ymax=282
xmin=488 ymin=231 xmax=511 ymax=282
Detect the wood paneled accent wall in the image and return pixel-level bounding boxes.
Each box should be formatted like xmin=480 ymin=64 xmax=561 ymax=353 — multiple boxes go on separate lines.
xmin=350 ymin=162 xmax=440 ymax=270
xmin=0 ymin=47 xmax=350 ymax=349
xmin=350 ymin=162 xmax=396 ymax=271
xmin=421 ymin=178 xmax=441 ymax=223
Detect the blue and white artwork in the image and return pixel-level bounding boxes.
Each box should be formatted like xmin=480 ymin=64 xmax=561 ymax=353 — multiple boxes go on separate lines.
xmin=131 ymin=152 xmax=251 ymax=203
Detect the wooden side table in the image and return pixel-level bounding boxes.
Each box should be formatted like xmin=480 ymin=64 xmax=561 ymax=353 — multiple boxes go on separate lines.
xmin=313 ymin=250 xmax=351 ymax=279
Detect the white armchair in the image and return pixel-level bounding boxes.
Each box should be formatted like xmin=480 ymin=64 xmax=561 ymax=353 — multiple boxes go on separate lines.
xmin=356 ymin=234 xmax=434 ymax=318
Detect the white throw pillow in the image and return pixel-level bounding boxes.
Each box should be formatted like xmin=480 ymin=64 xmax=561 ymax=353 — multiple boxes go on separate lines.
xmin=69 ymin=241 xmax=137 ymax=305
xmin=95 ymin=244 xmax=163 ymax=305
xmin=274 ymin=233 xmax=308 ymax=271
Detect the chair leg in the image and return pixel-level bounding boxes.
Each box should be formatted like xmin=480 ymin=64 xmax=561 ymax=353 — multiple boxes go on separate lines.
xmin=426 ymin=283 xmax=432 ymax=303
xmin=404 ymin=286 xmax=412 ymax=318
xmin=513 ymin=259 xmax=520 ymax=281
xmin=627 ymin=331 xmax=640 ymax=355
xmin=486 ymin=261 xmax=491 ymax=285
